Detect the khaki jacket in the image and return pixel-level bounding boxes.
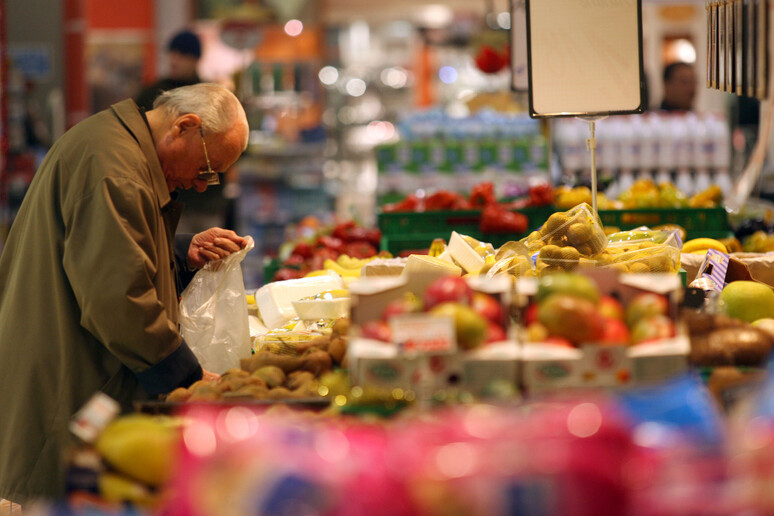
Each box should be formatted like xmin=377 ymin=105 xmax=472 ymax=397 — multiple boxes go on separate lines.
xmin=0 ymin=100 xmax=201 ymax=502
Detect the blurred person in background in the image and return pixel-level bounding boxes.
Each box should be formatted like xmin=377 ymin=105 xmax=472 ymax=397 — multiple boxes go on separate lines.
xmin=659 ymin=61 xmax=697 ymax=112
xmin=0 ymin=83 xmax=249 ymax=505
xmin=135 ymin=30 xmax=202 ymax=111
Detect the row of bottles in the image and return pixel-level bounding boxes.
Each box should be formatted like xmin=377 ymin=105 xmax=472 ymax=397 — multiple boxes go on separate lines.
xmin=376 ymin=109 xmax=548 ymax=196
xmin=554 ymin=112 xmax=733 ymax=197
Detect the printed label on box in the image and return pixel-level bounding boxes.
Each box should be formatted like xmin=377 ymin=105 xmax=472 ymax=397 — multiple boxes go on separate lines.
xmin=579 ymin=345 xmax=632 ymax=386
xmin=391 ymin=314 xmax=457 ymax=354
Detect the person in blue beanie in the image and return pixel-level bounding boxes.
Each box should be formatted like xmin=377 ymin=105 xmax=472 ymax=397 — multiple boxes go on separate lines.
xmin=135 ymin=30 xmax=202 ymax=111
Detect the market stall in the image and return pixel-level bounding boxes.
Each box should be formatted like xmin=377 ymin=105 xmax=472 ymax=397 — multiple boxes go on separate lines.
xmin=12 ymin=0 xmax=774 ymax=515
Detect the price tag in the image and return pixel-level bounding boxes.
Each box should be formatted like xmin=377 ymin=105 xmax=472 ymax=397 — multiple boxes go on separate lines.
xmin=390 ymin=314 xmax=457 ymax=354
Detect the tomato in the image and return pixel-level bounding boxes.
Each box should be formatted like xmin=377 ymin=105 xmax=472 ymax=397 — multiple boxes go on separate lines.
xmin=470 ymin=182 xmax=497 ymax=207
xmin=273 ymin=268 xmax=304 ymax=281
xmin=480 ymin=204 xmax=528 ymax=234
xmin=317 ymin=235 xmax=344 ymax=253
xmin=283 ymin=254 xmax=305 ymax=267
xmin=343 ymin=242 xmax=378 ymax=259
xmin=290 ymin=241 xmax=314 ymax=259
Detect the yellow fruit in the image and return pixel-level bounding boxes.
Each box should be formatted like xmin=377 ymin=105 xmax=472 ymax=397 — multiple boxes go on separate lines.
xmin=98 ymin=472 xmax=157 ymax=507
xmin=544 ymin=212 xmax=570 ymax=234
xmin=323 ymin=259 xmax=361 ymax=277
xmin=96 ymin=415 xmax=179 ymax=487
xmin=566 ymin=223 xmax=593 ymax=247
xmin=560 ymin=247 xmax=580 ymax=262
xmin=629 ymin=262 xmax=651 ymax=273
xmin=682 ymin=238 xmax=727 ymax=254
xmin=539 ymin=244 xmax=563 ymax=260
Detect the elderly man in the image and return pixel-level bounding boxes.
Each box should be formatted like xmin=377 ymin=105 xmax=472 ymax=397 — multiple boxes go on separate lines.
xmin=0 ymin=83 xmax=249 ymax=503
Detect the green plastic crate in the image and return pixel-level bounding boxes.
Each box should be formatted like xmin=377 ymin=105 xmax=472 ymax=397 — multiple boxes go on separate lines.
xmin=597 ymin=207 xmax=731 ymax=239
xmin=378 ymin=205 xmax=554 ymax=236
xmin=381 ymin=231 xmax=531 ymax=256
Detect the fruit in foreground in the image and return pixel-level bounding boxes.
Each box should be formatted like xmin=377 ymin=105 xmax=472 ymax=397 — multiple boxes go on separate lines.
xmin=631 ymin=314 xmax=676 ymax=345
xmin=719 ymin=281 xmax=774 ymax=323
xmin=424 ymin=276 xmax=473 ymax=310
xmin=536 ymin=273 xmax=599 ymax=303
xmin=625 ymin=293 xmax=669 ymax=328
xmin=430 ymin=302 xmax=488 ymax=350
xmin=537 ymin=294 xmax=603 ymax=344
xmin=95 ymin=414 xmax=179 ymax=487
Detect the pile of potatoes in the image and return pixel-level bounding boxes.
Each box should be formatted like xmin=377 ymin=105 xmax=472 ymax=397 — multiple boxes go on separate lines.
xmin=166 ymin=319 xmax=349 ymax=403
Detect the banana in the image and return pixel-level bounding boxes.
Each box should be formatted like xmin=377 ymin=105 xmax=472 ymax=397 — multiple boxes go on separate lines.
xmin=338 ymin=254 xmax=375 ymax=269
xmin=323 ymin=259 xmax=361 ymax=277
xmin=682 ymin=238 xmax=728 ymax=254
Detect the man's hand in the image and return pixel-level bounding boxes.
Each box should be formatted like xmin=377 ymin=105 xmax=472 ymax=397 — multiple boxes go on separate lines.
xmin=202 ymin=369 xmax=221 ymax=382
xmin=187 ymin=228 xmax=248 ymax=269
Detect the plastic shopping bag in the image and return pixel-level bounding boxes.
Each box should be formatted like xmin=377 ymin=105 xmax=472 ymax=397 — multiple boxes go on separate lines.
xmin=180 ymin=236 xmax=254 ymax=374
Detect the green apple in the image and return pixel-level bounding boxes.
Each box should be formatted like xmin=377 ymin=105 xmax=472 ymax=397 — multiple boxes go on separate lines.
xmin=430 ymin=302 xmax=488 ymax=350
xmin=719 ymin=281 xmax=774 ymax=323
xmin=536 ymin=273 xmax=599 ymax=303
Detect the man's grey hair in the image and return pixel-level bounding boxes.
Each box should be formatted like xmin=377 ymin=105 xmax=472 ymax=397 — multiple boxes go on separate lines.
xmin=153 ymin=83 xmax=249 ymax=150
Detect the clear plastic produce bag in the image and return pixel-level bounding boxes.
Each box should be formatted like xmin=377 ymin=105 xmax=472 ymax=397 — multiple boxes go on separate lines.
xmin=180 ymin=236 xmax=254 ymax=374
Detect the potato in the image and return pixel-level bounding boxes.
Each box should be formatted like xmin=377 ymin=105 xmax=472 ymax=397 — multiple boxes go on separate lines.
xmin=266 ymin=387 xmax=294 ymax=400
xmin=300 ymin=350 xmax=333 ymax=375
xmin=166 ymin=387 xmax=191 ymax=403
xmin=287 ymin=371 xmax=316 ymax=390
xmin=222 ymin=368 xmax=250 ymax=379
xmin=242 ymin=351 xmax=305 ymax=374
xmin=328 ymin=337 xmax=347 ymax=365
xmin=252 ymin=366 xmax=286 ymax=388
xmin=332 ymin=318 xmax=350 ymax=339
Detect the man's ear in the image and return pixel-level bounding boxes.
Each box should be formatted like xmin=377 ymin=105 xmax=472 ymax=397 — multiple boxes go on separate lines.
xmin=174 ymin=113 xmax=202 ymax=136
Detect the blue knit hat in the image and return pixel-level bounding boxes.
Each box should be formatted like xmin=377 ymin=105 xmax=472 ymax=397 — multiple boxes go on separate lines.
xmin=168 ymin=30 xmax=201 ymax=59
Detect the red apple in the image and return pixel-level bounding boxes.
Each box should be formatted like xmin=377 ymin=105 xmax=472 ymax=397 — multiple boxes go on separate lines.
xmin=626 ymin=293 xmax=669 ymax=328
xmin=424 ymin=276 xmax=473 ymax=310
xmin=524 ymin=303 xmax=539 ymax=325
xmin=485 ymin=322 xmax=508 ymax=344
xmin=631 ymin=314 xmax=675 ymax=345
xmin=361 ymin=320 xmax=392 ymax=343
xmin=599 ymin=295 xmax=625 ymax=322
xmin=382 ymin=293 xmax=423 ymax=320
xmin=599 ymin=318 xmax=630 ymax=346
xmin=543 ymin=336 xmax=575 ymax=348
xmin=471 ymin=292 xmax=505 ymax=325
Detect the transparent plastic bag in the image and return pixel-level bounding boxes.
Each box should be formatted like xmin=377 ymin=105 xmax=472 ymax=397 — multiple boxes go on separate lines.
xmin=596 ymin=239 xmax=681 ymax=273
xmin=522 ymin=203 xmax=608 ymax=257
xmin=180 ymin=236 xmax=255 ymax=374
xmin=486 ymin=240 xmax=535 ymax=278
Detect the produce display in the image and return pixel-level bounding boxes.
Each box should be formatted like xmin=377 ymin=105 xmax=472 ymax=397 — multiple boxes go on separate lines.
xmin=524 ymin=273 xmax=675 ymax=348
xmin=55 ymin=187 xmax=774 ymax=516
xmin=358 ymin=275 xmax=508 ymax=349
xmin=165 ymin=318 xmax=349 ymax=403
xmin=271 ymin=220 xmax=385 ymax=281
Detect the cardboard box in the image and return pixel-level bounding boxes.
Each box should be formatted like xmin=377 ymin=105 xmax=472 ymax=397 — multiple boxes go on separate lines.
xmin=347 ymin=273 xmax=519 ymax=398
xmin=518 ymin=271 xmax=689 ymax=394
xmin=349 ymin=338 xmax=521 ymax=399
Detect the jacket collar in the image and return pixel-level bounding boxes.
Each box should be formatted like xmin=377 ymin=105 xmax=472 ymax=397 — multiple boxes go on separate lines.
xmin=110 ymin=99 xmax=172 ymax=209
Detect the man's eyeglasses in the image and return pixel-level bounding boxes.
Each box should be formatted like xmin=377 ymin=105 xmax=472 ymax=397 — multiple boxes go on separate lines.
xmin=197 ymin=129 xmax=220 ymax=186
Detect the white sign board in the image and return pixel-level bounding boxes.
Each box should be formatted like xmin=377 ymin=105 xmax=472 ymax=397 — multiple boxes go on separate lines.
xmin=526 ymin=0 xmax=645 ymax=117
